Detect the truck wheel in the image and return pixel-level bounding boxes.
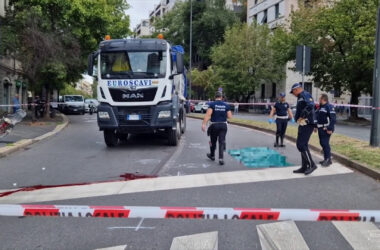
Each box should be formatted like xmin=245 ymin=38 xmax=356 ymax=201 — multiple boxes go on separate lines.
xmin=168 ymin=121 xmax=180 ymax=146
xmin=181 ymin=110 xmax=186 ymax=134
xmin=104 ymin=129 xmax=119 ymax=147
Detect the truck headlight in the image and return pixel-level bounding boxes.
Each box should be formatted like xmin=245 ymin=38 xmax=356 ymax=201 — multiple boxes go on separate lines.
xmin=158 ymin=110 xmax=171 ymax=119
xmin=98 ymin=111 xmax=110 ymax=119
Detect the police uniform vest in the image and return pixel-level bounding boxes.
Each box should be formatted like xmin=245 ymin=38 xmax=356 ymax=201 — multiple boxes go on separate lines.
xmin=209 ymin=100 xmax=229 ymax=123
xmin=274 ymin=101 xmax=289 ymax=119
xmin=295 ymin=91 xmax=316 ymax=125
xmin=317 ymin=103 xmax=336 ymax=131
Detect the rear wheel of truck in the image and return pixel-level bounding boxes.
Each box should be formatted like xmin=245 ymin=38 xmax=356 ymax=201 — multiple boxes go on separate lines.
xmin=168 ymin=121 xmax=181 ymax=146
xmin=104 ymin=129 xmax=119 ymax=147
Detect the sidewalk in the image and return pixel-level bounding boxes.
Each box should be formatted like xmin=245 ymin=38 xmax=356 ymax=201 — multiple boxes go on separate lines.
xmin=232 ymin=112 xmax=371 ymax=141
xmin=0 ymin=115 xmax=64 ymax=148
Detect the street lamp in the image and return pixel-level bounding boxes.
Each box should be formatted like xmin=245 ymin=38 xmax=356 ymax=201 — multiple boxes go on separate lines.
xmin=188 ymin=0 xmax=193 ymax=102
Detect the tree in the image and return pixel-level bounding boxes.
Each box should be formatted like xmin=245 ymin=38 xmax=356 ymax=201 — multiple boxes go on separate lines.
xmin=191 ymin=67 xmax=219 ymax=99
xmin=211 ymin=23 xmax=284 ymax=101
xmin=272 ymin=0 xmax=378 ymax=119
xmin=154 ymin=0 xmax=238 ymax=69
xmin=1 ymin=0 xmax=131 ymax=115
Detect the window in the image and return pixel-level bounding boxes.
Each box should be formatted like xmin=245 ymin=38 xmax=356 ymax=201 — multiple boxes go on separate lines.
xmin=272 ymin=83 xmax=277 ymax=98
xmin=166 ymin=0 xmax=170 ymax=4
xmin=275 ymin=3 xmax=280 ymax=19
xmin=255 ymin=0 xmax=258 ymax=5
xmin=253 ymin=14 xmax=257 ymax=23
xmin=303 ymin=82 xmax=312 ymax=95
xmin=262 ymin=9 xmax=267 ymax=24
xmin=101 ymin=51 xmax=167 ymax=79
xmin=261 ymin=84 xmax=265 ymax=98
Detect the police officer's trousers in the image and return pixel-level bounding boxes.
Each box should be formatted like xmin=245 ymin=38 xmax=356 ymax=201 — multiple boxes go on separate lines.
xmin=296 ymin=124 xmax=314 ymax=152
xmin=276 ymin=119 xmax=288 ymax=137
xmin=209 ymin=123 xmax=228 ymax=159
xmin=318 ymin=128 xmax=331 ymax=160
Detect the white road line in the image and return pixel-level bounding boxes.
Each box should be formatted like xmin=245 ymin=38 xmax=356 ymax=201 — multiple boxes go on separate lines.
xmin=95 ymin=245 xmax=127 ymax=250
xmin=257 ymin=221 xmax=309 ymax=250
xmin=0 ymin=163 xmax=352 ymax=204
xmin=333 ymin=222 xmax=380 ymax=250
xmin=135 ymin=218 xmax=144 ymax=231
xmin=170 ymin=231 xmax=218 ymax=250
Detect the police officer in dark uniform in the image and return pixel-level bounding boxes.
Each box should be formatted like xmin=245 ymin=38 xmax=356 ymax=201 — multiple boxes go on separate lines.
xmin=290 ymin=83 xmax=318 ymax=175
xmin=268 ymin=92 xmax=295 ymax=147
xmin=202 ymin=92 xmax=232 ymax=165
xmin=316 ymin=94 xmax=336 ymax=167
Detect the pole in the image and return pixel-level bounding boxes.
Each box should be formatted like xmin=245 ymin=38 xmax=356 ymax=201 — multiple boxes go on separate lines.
xmin=188 ymin=0 xmax=193 ymax=102
xmin=302 ymin=45 xmax=305 ymax=85
xmin=370 ymin=7 xmax=380 ymax=147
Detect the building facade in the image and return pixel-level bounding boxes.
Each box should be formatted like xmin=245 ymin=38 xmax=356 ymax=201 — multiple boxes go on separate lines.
xmin=0 ymin=0 xmax=28 ymax=113
xmin=247 ymin=0 xmax=350 ymax=106
xmin=134 ymin=19 xmax=153 ymax=37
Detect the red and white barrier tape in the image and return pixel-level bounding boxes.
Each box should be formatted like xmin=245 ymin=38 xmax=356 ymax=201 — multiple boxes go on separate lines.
xmin=0 ymin=204 xmax=379 ymax=222
xmin=189 ymin=100 xmax=380 ymax=110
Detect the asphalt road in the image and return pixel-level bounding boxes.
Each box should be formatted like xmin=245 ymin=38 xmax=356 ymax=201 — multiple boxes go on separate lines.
xmin=0 ymin=114 xmax=379 ymax=249
xmin=233 ymin=113 xmax=371 ymax=141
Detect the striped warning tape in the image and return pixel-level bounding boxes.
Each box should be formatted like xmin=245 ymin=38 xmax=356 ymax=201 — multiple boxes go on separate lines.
xmin=0 ymin=205 xmax=379 ymax=222
xmin=190 ymin=100 xmax=380 ymax=110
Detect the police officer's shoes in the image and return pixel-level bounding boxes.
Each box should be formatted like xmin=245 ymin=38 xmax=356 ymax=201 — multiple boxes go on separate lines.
xmin=207 ymin=153 xmax=215 ymax=161
xmin=304 ymin=165 xmax=317 ymax=175
xmin=219 ymin=159 xmax=224 ymax=165
xmin=293 ymin=167 xmax=306 ymax=173
xmin=321 ymin=158 xmax=332 ymax=167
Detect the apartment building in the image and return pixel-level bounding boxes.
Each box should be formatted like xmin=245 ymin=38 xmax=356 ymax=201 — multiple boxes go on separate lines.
xmin=247 ymin=0 xmax=350 ymax=106
xmin=0 ymin=0 xmax=29 ymax=112
xmin=134 ymin=19 xmax=153 ymax=37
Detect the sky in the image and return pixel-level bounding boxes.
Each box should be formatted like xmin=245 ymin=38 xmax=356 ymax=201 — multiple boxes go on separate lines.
xmin=126 ymin=0 xmax=161 ymax=30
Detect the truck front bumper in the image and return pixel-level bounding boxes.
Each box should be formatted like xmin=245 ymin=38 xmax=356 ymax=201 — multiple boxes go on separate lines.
xmin=97 ymin=102 xmax=176 ymax=133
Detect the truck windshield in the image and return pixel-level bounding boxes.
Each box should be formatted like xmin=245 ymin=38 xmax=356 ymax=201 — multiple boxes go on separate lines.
xmin=100 ymin=51 xmax=167 ymax=79
xmin=64 ymin=96 xmax=83 ymax=102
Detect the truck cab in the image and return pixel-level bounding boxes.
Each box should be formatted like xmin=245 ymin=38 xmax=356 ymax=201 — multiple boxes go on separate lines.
xmin=88 ymin=38 xmax=187 ymax=147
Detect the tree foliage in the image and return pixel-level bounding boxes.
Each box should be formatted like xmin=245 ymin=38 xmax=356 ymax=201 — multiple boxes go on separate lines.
xmin=190 ymin=67 xmax=219 ymax=99
xmin=154 ymin=0 xmax=238 ymax=69
xmin=212 ymin=23 xmax=284 ymax=101
xmin=1 ymin=0 xmax=131 ymax=92
xmin=271 ymin=0 xmax=378 ymax=112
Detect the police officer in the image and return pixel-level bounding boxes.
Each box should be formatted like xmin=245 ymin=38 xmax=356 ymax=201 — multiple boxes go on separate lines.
xmin=316 ymin=94 xmax=336 ymax=167
xmin=202 ymin=92 xmax=232 ymax=165
xmin=290 ymin=83 xmax=317 ymax=175
xmin=268 ymin=92 xmax=295 ymax=147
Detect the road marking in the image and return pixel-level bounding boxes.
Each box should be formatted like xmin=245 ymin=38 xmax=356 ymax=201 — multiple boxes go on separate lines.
xmin=135 ymin=218 xmax=144 ymax=231
xmin=107 ymin=218 xmax=155 ymax=231
xmin=257 ymin=221 xmax=309 ymax=250
xmin=333 ymin=222 xmax=380 ymax=250
xmin=96 ymin=245 xmax=127 ymax=250
xmin=170 ymin=231 xmax=218 ymax=250
xmin=0 ymin=163 xmax=353 ymax=203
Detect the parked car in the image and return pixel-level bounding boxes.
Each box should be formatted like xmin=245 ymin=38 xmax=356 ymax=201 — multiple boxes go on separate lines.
xmin=59 ymin=95 xmax=85 ymax=115
xmin=194 ymin=102 xmax=209 ymax=113
xmin=84 ymin=99 xmax=99 ymax=113
xmin=190 ymin=102 xmax=195 ymax=112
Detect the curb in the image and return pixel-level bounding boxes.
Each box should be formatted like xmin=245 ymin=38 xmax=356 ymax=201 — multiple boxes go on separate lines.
xmin=188 ymin=114 xmax=380 ymax=180
xmin=0 ymin=114 xmax=69 ymax=158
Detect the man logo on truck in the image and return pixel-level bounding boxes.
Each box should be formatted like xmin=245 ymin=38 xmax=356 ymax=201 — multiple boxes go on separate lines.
xmin=122 ymin=93 xmax=144 ymax=100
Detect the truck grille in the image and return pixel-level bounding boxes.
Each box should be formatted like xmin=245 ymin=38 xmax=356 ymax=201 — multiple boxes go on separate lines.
xmin=116 ymin=106 xmax=152 ymax=126
xmin=109 ymin=88 xmax=157 ymax=102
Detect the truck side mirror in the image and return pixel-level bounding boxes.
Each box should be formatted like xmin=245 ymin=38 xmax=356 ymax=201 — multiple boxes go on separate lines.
xmin=88 ymin=53 xmax=94 ymax=76
xmin=176 ymin=52 xmax=184 ymax=74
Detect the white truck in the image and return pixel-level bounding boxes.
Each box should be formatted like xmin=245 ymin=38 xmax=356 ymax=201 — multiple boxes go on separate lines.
xmin=87 ymin=38 xmax=187 ymax=147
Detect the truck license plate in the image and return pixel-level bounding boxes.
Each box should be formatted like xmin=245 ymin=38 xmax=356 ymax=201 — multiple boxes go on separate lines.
xmin=127 ymin=114 xmax=141 ymax=121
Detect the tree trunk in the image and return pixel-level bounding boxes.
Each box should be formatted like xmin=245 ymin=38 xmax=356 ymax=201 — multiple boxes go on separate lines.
xmin=31 ymin=91 xmax=36 ymax=122
xmin=45 ymin=87 xmax=51 ymax=119
xmin=349 ymin=88 xmax=360 ymax=120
